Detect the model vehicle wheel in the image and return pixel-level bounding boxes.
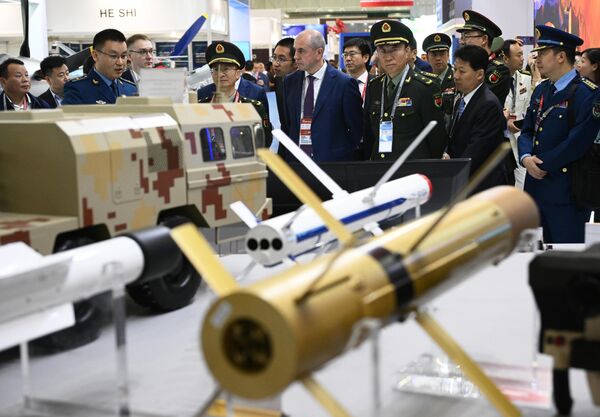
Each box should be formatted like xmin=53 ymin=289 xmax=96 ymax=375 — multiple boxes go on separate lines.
xmin=126 ymin=216 xmax=201 ymax=312
xmin=31 ymin=237 xmax=105 ymax=352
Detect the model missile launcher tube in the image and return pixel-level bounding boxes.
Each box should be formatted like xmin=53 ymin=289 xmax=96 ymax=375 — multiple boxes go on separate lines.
xmin=245 ymin=173 xmax=432 ymax=266
xmin=200 ymin=186 xmax=539 ymax=399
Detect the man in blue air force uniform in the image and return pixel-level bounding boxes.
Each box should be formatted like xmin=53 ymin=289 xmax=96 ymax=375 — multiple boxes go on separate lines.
xmin=518 ymin=25 xmax=600 ymax=243
xmin=62 ymin=29 xmax=137 ymax=105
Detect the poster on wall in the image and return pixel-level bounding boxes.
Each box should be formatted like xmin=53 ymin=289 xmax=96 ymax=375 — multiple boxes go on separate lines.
xmin=534 ymin=0 xmax=600 ymax=50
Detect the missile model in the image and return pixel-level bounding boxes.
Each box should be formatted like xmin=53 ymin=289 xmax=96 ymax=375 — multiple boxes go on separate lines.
xmin=170 ymin=144 xmax=539 ymax=417
xmin=230 ymin=125 xmax=436 ymax=267
xmin=0 ymin=227 xmax=181 ymax=351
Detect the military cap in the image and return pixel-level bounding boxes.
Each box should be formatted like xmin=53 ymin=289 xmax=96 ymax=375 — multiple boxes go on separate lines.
xmin=206 ymin=41 xmax=245 ymax=69
xmin=423 ymin=33 xmax=451 ymax=52
xmin=532 ymin=25 xmax=583 ymax=52
xmin=457 ymin=10 xmax=502 ymax=39
xmin=370 ymin=20 xmax=413 ymax=47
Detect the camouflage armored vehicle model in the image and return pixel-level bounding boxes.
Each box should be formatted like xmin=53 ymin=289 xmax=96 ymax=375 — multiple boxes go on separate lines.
xmin=0 ymin=104 xmax=271 ymax=349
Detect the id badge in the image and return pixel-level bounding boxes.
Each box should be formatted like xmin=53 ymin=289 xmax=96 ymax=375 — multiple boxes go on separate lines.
xmin=300 ymin=117 xmax=312 ymax=146
xmin=378 ymin=121 xmax=393 ymax=153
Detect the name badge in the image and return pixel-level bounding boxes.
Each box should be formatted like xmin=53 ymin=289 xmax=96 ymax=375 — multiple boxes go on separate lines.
xmin=300 ymin=117 xmax=312 ymax=146
xmin=378 ymin=121 xmax=393 ymax=153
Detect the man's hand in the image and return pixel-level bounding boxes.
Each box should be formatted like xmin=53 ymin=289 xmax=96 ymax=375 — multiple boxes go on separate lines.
xmin=522 ymin=155 xmax=547 ymax=179
xmin=442 ymin=152 xmax=451 ymax=160
xmin=508 ymin=119 xmax=520 ymax=134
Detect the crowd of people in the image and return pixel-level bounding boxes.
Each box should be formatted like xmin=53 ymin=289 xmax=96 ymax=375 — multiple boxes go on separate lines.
xmin=0 ymin=10 xmax=599 ymax=244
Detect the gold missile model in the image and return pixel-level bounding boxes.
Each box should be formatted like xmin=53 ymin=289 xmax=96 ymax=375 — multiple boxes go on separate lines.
xmin=171 ymin=146 xmax=539 ymax=417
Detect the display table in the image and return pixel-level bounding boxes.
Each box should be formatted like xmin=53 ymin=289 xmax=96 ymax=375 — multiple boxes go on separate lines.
xmin=0 ymin=252 xmax=596 ymax=417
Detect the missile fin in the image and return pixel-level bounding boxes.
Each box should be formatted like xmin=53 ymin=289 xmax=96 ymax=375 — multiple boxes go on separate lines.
xmin=272 ymin=129 xmax=348 ymax=199
xmin=230 ymin=201 xmax=259 ymax=228
xmin=300 ymin=374 xmax=354 ymax=417
xmin=170 ymin=223 xmax=239 ymax=296
xmin=257 ymin=149 xmax=355 ymax=247
xmin=416 ymin=311 xmax=521 ymax=417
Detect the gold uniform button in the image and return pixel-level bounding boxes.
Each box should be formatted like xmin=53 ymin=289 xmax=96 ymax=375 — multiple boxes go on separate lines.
xmin=562 ymin=168 xmax=568 ymax=173
xmin=539 ymin=127 xmax=543 ymax=132
xmin=559 ymin=114 xmax=563 ymax=118
xmin=401 ymin=113 xmax=405 ymax=116
xmin=535 ymin=140 xmax=539 ymax=145
xmin=383 ymin=112 xmax=388 ymax=117
xmin=380 ymin=153 xmax=385 ymax=158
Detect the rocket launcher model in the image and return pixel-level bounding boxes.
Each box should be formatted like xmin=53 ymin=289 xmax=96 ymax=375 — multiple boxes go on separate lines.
xmin=230 ymin=124 xmax=436 ymax=268
xmin=171 ymin=143 xmax=538 ymax=417
xmin=529 ymin=244 xmax=600 ymax=415
xmin=0 ymin=227 xmax=181 ymax=351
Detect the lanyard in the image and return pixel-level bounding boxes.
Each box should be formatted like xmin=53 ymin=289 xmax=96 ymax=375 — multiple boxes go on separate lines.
xmin=361 ymin=78 xmax=367 ymax=102
xmin=379 ymin=65 xmax=409 ymax=122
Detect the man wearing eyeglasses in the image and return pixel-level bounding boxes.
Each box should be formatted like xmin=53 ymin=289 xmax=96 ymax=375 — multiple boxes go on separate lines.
xmin=457 ymin=10 xmax=511 ymax=105
xmin=361 ymin=20 xmax=447 ymax=161
xmin=271 ymin=37 xmax=297 ymax=135
xmin=343 ymin=38 xmax=372 ymax=106
xmin=199 ymin=41 xmax=272 ymax=147
xmin=63 ymin=29 xmax=137 ymax=105
xmin=123 ymin=34 xmax=154 ymax=84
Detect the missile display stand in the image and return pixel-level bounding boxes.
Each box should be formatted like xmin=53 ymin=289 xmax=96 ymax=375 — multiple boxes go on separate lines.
xmin=11 ymin=286 xmax=163 ymax=417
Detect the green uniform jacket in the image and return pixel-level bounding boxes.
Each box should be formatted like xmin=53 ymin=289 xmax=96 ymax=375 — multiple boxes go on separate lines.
xmin=199 ymin=94 xmax=272 ymax=148
xmin=363 ymin=67 xmax=448 ymax=161
xmin=486 ymin=55 xmax=511 ymax=105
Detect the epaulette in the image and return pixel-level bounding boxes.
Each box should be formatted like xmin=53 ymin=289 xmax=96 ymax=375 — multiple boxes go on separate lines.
xmin=420 ymin=70 xmax=438 ymax=78
xmin=375 ymin=74 xmax=386 ymax=83
xmin=69 ymin=75 xmax=87 ymax=82
xmin=492 ymin=59 xmax=503 ymax=66
xmin=119 ymin=77 xmax=136 ymax=86
xmin=581 ymin=77 xmax=598 ymax=90
xmin=413 ymin=72 xmax=433 ymax=85
xmin=518 ymin=68 xmax=531 ymax=75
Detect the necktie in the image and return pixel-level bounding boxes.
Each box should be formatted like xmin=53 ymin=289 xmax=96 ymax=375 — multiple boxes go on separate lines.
xmin=301 ymin=75 xmax=316 ymax=156
xmin=550 ymin=83 xmax=557 ymax=96
xmin=456 ymin=97 xmax=466 ymax=120
xmin=111 ymin=80 xmax=118 ymax=97
xmin=387 ymin=79 xmax=396 ymax=101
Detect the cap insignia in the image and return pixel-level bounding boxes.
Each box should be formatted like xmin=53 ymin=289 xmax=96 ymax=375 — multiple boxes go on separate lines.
xmin=464 ymin=12 xmax=470 ymax=21
xmin=216 ymin=44 xmax=225 ymax=54
xmin=382 ymin=22 xmax=391 ymax=33
xmin=434 ymin=34 xmax=441 ymax=42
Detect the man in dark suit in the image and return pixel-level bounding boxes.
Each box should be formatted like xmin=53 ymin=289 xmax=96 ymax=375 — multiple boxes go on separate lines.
xmin=446 ymin=45 xmax=507 ymax=191
xmin=197 ymin=54 xmax=269 ymax=117
xmin=272 ymin=37 xmax=297 ymax=134
xmin=282 ymin=29 xmax=363 ymax=162
xmin=343 ymin=37 xmax=372 ymax=106
xmin=38 ymin=55 xmax=69 ymax=108
xmin=0 ymin=58 xmax=48 ymax=110
xmin=122 ymin=33 xmax=154 ymax=84
xmin=63 ymin=29 xmax=137 ymax=105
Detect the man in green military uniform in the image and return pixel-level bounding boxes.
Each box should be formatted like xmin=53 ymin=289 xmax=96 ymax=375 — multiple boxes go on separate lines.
xmin=423 ymin=33 xmax=455 ymax=131
xmin=200 ymin=41 xmax=272 ymax=147
xmin=458 ymin=10 xmax=511 ymax=105
xmin=362 ymin=20 xmax=448 ymax=161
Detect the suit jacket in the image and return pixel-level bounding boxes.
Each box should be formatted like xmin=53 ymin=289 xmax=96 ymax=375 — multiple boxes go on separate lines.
xmin=274 ymin=75 xmax=289 ymax=134
xmin=62 ymin=69 xmax=138 ymax=105
xmin=0 ymin=91 xmax=49 ymax=110
xmin=282 ymin=64 xmax=363 ymax=162
xmin=121 ymin=68 xmax=137 ymax=84
xmin=38 ymin=88 xmax=58 ymax=108
xmin=256 ymin=72 xmax=270 ymax=92
xmin=197 ymin=77 xmax=269 ymax=117
xmin=447 ymin=83 xmax=507 ymax=191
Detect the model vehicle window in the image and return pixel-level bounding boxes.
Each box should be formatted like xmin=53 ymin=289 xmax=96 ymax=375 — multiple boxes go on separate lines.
xmin=200 ymin=127 xmax=226 ymax=161
xmin=230 ymin=126 xmax=255 ymax=159
xmin=253 ymin=123 xmax=265 ymax=149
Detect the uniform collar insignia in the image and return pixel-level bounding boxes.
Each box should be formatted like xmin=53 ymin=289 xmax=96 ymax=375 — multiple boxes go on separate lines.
xmin=92 ymin=78 xmax=99 ymax=85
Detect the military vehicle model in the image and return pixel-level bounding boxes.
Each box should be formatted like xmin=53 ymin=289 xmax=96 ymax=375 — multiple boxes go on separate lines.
xmin=0 ymin=104 xmax=271 ymax=348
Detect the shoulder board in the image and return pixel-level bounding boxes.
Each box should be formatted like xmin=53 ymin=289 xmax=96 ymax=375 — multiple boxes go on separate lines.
xmin=420 ymin=70 xmax=437 ymax=78
xmin=119 ymin=77 xmax=136 ymax=86
xmin=581 ymin=77 xmax=598 ymax=90
xmin=413 ymin=72 xmax=433 ymax=85
xmin=492 ymin=59 xmax=503 ymax=66
xmin=518 ymin=69 xmax=531 ymax=75
xmin=69 ymin=75 xmax=87 ymax=82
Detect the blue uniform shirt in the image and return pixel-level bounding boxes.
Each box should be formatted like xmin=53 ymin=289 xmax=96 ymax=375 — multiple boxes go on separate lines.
xmin=62 ymin=68 xmax=137 ymax=105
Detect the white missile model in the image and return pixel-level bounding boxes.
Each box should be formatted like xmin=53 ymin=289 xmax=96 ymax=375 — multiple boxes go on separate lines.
xmin=0 ymin=227 xmax=182 ymax=351
xmin=230 ymin=123 xmax=437 ymax=267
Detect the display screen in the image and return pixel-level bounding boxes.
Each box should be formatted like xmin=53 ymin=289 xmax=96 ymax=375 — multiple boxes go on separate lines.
xmin=534 ymin=0 xmax=600 ymax=50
